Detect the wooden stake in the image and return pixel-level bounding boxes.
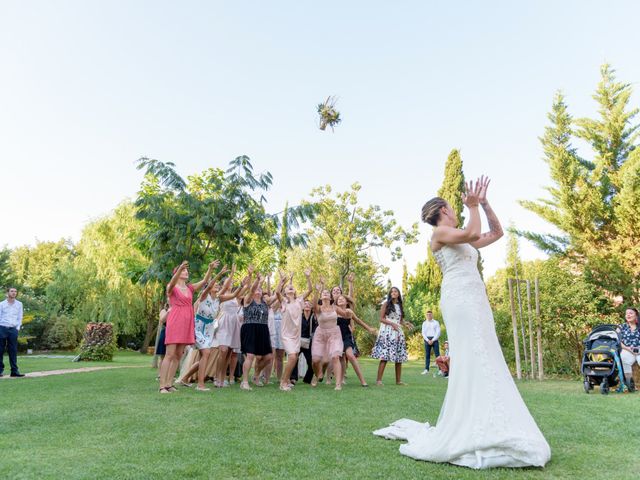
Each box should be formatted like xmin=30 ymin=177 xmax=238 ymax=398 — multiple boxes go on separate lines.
xmin=508 ymin=279 xmax=522 ymax=379
xmin=535 ymin=277 xmax=544 ymax=380
xmin=526 ymin=280 xmax=536 ymax=378
xmin=513 ymin=263 xmax=529 ymax=377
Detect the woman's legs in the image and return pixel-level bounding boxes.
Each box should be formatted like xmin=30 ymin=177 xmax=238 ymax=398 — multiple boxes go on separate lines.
xmin=395 ymin=362 xmax=404 ymax=384
xmin=343 ymin=348 xmax=367 ymax=386
xmin=281 ymin=352 xmax=298 ymax=389
xmin=311 ymin=356 xmax=324 ymax=386
xmin=196 ymin=348 xmax=211 ymax=389
xmin=160 ymin=344 xmax=186 ymax=390
xmin=228 ymin=351 xmax=239 ymax=382
xmin=275 ymin=349 xmax=284 ymax=381
xmin=216 ymin=345 xmax=231 ymax=387
xmin=331 ymin=354 xmax=343 ymax=391
xmin=302 ymin=347 xmax=314 ymax=384
xmin=241 ymin=352 xmax=255 ymax=389
xmin=620 ymin=350 xmax=640 ymax=382
xmin=376 ymin=360 xmax=387 ymax=385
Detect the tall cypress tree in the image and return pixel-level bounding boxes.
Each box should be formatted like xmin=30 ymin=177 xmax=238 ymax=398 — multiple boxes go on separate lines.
xmin=437 ymin=149 xmax=466 ymax=225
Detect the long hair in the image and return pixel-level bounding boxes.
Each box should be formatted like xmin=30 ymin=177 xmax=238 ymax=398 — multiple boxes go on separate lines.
xmin=384 ymin=287 xmax=404 ymax=318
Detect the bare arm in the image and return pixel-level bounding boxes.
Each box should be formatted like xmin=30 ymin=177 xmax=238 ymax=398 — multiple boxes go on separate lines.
xmin=166 ymin=261 xmax=188 ymax=296
xmin=431 ymin=179 xmax=482 ymax=250
xmin=192 ymin=260 xmax=220 ymax=291
xmin=302 ymin=269 xmax=313 ymax=299
xmin=347 ymin=272 xmax=355 ymax=304
xmin=243 ymin=274 xmax=262 ymax=307
xmin=347 ymin=309 xmax=376 ymax=334
xmin=470 ymin=177 xmax=503 ymax=249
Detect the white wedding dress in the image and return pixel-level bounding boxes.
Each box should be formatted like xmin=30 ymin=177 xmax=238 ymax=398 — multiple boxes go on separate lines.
xmin=374 ymin=243 xmax=550 ymax=469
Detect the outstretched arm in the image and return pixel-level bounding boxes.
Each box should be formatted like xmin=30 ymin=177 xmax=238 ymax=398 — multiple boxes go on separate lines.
xmin=192 ymin=260 xmax=220 ymax=291
xmin=167 ymin=261 xmax=188 ymax=296
xmin=469 ymin=176 xmax=503 ymax=249
xmin=302 ymin=269 xmax=313 ymax=300
xmin=431 ymin=179 xmax=482 ymax=248
xmin=243 ymin=273 xmax=262 ymax=307
xmin=346 ymin=309 xmax=376 ymax=335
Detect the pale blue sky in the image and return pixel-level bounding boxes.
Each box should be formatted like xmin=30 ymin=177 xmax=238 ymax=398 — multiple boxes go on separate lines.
xmin=1 ymin=1 xmax=639 ymax=285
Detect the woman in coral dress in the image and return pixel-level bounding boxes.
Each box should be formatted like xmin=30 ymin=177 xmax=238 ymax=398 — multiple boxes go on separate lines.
xmin=158 ymin=260 xmax=218 ymax=394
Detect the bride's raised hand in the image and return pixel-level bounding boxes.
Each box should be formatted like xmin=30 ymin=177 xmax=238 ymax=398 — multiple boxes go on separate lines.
xmin=477 ymin=175 xmax=491 ymax=206
xmin=462 ymin=179 xmax=480 ymax=208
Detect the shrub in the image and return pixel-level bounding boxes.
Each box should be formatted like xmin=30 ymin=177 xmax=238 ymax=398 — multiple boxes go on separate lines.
xmin=406 ymin=332 xmax=426 ymax=361
xmin=78 ymin=322 xmax=116 ymax=361
xmin=353 ymin=304 xmax=380 ymax=357
xmin=43 ymin=315 xmax=84 ymax=350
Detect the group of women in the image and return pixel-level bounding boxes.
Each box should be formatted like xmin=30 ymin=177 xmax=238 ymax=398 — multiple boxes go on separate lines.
xmin=156 ymin=261 xmax=411 ymax=393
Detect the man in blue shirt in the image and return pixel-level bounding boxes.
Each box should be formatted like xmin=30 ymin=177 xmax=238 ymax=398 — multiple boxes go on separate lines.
xmin=0 ymin=287 xmax=25 ymax=377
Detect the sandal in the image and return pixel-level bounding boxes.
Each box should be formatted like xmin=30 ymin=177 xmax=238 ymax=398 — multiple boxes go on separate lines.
xmin=195 ymin=386 xmax=211 ymax=392
xmin=176 ymin=380 xmax=192 ymax=387
xmin=279 ymin=384 xmax=292 ymax=392
xmin=240 ymin=381 xmax=252 ymax=391
xmin=167 ymin=386 xmax=178 ymax=392
xmin=159 ymin=387 xmax=171 ymax=394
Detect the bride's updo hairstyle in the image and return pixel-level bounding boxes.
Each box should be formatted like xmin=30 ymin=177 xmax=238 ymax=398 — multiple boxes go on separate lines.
xmin=421 ymin=197 xmax=447 ymax=226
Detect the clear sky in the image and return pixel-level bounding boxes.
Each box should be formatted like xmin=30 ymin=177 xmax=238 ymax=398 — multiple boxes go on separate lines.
xmin=1 ymin=1 xmax=639 ymax=286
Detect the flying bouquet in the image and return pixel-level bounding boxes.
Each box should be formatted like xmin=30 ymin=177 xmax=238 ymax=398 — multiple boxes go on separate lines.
xmin=317 ymin=96 xmax=341 ymax=131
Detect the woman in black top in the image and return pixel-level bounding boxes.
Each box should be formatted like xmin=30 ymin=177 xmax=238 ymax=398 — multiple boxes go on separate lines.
xmin=290 ymin=300 xmax=318 ymax=384
xmin=240 ymin=270 xmax=283 ymax=391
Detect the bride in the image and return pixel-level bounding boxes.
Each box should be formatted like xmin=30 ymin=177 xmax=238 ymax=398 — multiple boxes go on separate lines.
xmin=374 ymin=176 xmax=550 ymax=469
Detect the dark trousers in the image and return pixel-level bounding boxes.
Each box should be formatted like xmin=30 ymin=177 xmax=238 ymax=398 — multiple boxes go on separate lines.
xmin=291 ymin=346 xmax=314 ymax=383
xmin=424 ymin=338 xmax=440 ymax=371
xmin=0 ymin=326 xmax=19 ymax=375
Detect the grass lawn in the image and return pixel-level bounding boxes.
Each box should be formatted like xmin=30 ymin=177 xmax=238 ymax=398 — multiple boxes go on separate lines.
xmin=0 ymin=354 xmax=637 ymax=479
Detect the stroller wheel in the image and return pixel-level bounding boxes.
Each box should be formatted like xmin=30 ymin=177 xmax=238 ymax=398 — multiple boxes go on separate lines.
xmin=583 ymin=380 xmax=591 ymax=394
xmin=600 ymin=378 xmax=609 ymax=395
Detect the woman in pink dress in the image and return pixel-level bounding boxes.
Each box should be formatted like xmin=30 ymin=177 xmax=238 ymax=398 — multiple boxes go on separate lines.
xmin=310 ymin=280 xmax=354 ymax=391
xmin=158 ymin=260 xmax=218 ymax=394
xmin=276 ymin=269 xmax=313 ymax=391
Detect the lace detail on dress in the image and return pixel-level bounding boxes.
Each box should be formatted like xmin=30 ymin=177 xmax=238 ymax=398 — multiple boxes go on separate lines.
xmin=373 ymin=243 xmax=551 ymax=469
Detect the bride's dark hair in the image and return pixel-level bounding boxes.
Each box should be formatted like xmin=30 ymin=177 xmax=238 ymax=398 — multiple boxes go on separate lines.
xmin=384 ymin=287 xmax=404 ymax=318
xmin=421 ymin=197 xmax=448 ymax=226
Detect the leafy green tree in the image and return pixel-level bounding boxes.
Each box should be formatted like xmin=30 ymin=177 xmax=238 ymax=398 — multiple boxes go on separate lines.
xmin=519 ymin=65 xmax=640 ymax=302
xmin=9 ymin=240 xmax=74 ymax=295
xmin=0 ymin=246 xmax=14 ymax=289
xmin=135 ymin=155 xmax=315 ymax=282
xmin=283 ymin=183 xmax=417 ymax=307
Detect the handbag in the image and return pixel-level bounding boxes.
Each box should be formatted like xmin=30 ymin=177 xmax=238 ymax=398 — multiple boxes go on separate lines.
xmin=300 ymin=337 xmax=311 ymax=349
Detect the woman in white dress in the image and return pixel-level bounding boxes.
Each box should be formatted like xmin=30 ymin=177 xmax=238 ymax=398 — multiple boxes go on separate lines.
xmin=374 ymin=176 xmax=551 ymax=469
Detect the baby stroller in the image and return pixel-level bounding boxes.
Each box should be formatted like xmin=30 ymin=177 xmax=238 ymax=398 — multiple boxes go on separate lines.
xmin=581 ymin=324 xmax=633 ymax=394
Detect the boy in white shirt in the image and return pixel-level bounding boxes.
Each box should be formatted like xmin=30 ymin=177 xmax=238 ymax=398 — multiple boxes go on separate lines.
xmin=421 ymin=310 xmax=440 ymax=374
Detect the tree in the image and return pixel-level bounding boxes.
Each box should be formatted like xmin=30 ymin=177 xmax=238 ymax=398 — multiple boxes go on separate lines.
xmin=284 ymin=183 xmax=418 ymax=307
xmin=10 ymin=240 xmax=75 ymax=295
xmin=0 ymin=246 xmax=14 ymax=289
xmin=46 ymin=202 xmax=157 ymax=348
xmin=519 ymin=65 xmax=640 ymax=303
xmin=135 ymin=155 xmax=315 ymax=283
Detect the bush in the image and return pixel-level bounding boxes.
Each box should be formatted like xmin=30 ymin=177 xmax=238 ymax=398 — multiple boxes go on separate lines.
xmin=43 ymin=315 xmax=84 ymax=350
xmin=406 ymin=332 xmax=426 ymax=361
xmin=78 ymin=322 xmax=116 ymax=361
xmin=353 ymin=304 xmax=380 ymax=357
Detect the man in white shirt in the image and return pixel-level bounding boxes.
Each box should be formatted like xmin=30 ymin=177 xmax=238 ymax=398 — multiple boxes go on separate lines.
xmin=0 ymin=287 xmax=25 ymax=377
xmin=421 ymin=310 xmax=441 ymax=374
